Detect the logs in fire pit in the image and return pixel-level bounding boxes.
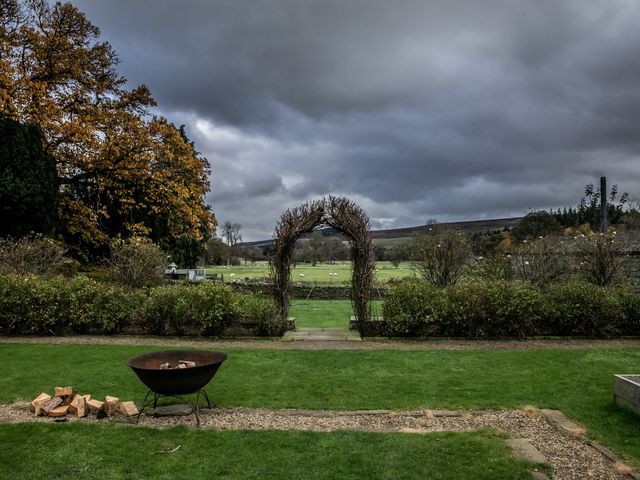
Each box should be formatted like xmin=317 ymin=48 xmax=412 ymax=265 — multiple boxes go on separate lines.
xmin=126 ymin=349 xmax=227 ymax=426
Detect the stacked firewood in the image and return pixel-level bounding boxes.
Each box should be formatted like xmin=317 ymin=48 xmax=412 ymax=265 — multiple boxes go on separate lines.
xmin=31 ymin=386 xmax=139 ymax=418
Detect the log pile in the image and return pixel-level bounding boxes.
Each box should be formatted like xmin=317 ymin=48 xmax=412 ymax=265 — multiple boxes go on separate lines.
xmin=30 ymin=387 xmax=139 ymax=419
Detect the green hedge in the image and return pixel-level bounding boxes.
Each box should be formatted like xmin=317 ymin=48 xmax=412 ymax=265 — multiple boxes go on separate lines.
xmin=0 ymin=275 xmax=282 ymax=336
xmin=382 ymin=279 xmax=640 ymax=338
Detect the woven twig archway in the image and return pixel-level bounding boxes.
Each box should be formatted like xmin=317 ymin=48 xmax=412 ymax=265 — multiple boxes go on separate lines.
xmin=270 ymin=196 xmax=375 ymax=334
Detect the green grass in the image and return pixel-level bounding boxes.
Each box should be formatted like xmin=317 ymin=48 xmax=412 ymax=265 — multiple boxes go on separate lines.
xmin=206 ymin=260 xmax=415 ymax=285
xmin=289 ymin=300 xmax=383 ymax=328
xmin=3 ymin=343 xmax=640 ymax=466
xmin=0 ymin=424 xmax=534 ymax=480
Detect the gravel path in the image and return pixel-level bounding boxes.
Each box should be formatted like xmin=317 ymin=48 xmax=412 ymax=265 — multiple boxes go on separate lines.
xmin=3 ymin=335 xmax=640 ymax=350
xmin=0 ymin=404 xmax=631 ymax=480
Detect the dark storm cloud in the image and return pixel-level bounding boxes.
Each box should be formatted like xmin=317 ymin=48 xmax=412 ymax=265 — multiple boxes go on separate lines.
xmin=73 ymin=0 xmax=640 ymax=239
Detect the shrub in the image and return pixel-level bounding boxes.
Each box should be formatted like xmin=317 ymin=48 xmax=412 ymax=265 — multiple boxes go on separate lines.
xmin=108 ymin=237 xmax=167 ymax=288
xmin=66 ymin=276 xmax=140 ymax=334
xmin=442 ymin=281 xmax=544 ymax=338
xmin=467 ymin=255 xmax=513 ymax=281
xmin=0 ymin=235 xmax=68 ymax=276
xmin=382 ymin=280 xmax=444 ymax=336
xmin=410 ymin=229 xmax=472 ymax=287
xmin=0 ymin=275 xmax=71 ymax=334
xmin=0 ymin=275 xmax=138 ymax=335
xmin=544 ymin=281 xmax=625 ymax=337
xmin=142 ymin=282 xmax=238 ymax=336
xmin=0 ymin=275 xmax=279 ymax=337
xmin=574 ymin=233 xmax=628 ymax=286
xmin=614 ymin=285 xmax=640 ymax=335
xmin=511 ymin=235 xmax=571 ymax=286
xmin=236 ymin=295 xmax=283 ymax=336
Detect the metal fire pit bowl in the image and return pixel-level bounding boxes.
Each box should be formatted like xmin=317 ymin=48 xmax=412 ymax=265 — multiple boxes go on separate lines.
xmin=126 ymin=350 xmax=227 ymax=425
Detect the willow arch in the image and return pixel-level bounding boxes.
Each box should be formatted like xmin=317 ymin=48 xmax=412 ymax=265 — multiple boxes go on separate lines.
xmin=270 ymin=196 xmax=375 ymax=334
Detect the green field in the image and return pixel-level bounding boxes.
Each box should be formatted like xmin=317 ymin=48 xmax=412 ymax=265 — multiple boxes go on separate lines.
xmin=206 ymin=261 xmax=415 ymax=285
xmin=3 ymin=343 xmax=640 ymax=468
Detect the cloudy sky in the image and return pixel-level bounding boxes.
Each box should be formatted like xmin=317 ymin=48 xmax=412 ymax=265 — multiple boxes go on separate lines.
xmin=73 ymin=0 xmax=640 ymax=240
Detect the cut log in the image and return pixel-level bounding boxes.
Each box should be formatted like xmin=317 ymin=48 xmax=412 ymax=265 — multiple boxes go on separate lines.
xmin=54 ymin=386 xmax=75 ymax=397
xmin=31 ymin=393 xmax=52 ymax=416
xmin=87 ymin=399 xmax=104 ymax=413
xmin=69 ymin=395 xmax=87 ymax=417
xmin=82 ymin=394 xmax=91 ymax=402
xmin=43 ymin=397 xmax=63 ymax=414
xmin=105 ymin=396 xmax=120 ymax=415
xmin=177 ymin=360 xmax=196 ymax=368
xmin=48 ymin=405 xmax=69 ymax=417
xmin=117 ymin=401 xmax=139 ymax=417
xmin=67 ymin=394 xmax=79 ymax=411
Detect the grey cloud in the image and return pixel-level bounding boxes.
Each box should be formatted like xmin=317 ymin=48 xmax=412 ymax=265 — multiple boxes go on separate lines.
xmin=71 ymin=0 xmax=640 ymax=240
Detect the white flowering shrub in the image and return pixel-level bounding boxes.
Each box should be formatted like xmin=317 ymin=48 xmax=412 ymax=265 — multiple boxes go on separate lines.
xmin=575 ymin=232 xmax=629 ymax=286
xmin=410 ymin=229 xmax=471 ymax=287
xmin=512 ymin=235 xmax=571 ymax=286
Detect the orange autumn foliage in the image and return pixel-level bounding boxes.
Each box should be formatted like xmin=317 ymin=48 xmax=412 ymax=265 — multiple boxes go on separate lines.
xmin=0 ymin=1 xmax=215 ymax=249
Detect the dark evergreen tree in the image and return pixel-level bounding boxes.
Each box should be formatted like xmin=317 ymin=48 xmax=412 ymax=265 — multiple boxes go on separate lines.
xmin=0 ymin=118 xmax=58 ymax=237
xmin=511 ymin=210 xmax=561 ymax=243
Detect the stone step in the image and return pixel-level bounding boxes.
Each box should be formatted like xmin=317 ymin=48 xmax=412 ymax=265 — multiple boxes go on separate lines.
xmin=282 ymin=328 xmax=362 ymax=342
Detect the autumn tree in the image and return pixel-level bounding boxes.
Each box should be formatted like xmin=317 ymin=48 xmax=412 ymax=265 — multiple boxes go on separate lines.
xmin=0 ymin=0 xmax=215 ymax=253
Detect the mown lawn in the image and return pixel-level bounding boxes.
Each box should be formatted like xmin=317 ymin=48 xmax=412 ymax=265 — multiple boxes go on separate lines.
xmin=289 ymin=299 xmax=383 ymax=328
xmin=2 ymin=343 xmax=640 ymax=467
xmin=0 ymin=424 xmax=535 ymax=480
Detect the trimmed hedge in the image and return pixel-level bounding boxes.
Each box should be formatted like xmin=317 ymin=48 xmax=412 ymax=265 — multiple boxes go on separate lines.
xmin=382 ymin=279 xmax=640 ymax=338
xmin=0 ymin=275 xmax=283 ymax=337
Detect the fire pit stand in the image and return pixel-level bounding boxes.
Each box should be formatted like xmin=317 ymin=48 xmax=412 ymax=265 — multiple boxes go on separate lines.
xmin=126 ymin=350 xmax=227 ymax=427
xmin=136 ymin=388 xmax=211 ymax=426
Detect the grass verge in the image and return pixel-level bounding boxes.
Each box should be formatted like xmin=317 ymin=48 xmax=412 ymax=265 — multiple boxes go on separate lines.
xmin=0 ymin=423 xmax=534 ymax=480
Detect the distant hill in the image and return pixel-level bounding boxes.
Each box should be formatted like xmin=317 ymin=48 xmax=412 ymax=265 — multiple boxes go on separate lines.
xmin=242 ymin=216 xmax=523 ymax=248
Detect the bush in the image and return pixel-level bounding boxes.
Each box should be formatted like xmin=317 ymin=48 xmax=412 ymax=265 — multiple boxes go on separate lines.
xmin=0 ymin=275 xmax=279 ymax=337
xmin=0 ymin=235 xmax=68 ymax=276
xmin=0 ymin=275 xmax=137 ymax=334
xmin=381 ymin=278 xmax=636 ymax=338
xmin=410 ymin=229 xmax=472 ymax=287
xmin=236 ymin=295 xmax=283 ymax=336
xmin=544 ymin=281 xmax=625 ymax=337
xmin=511 ymin=235 xmax=571 ymax=286
xmin=0 ymin=275 xmax=71 ymax=334
xmin=382 ymin=280 xmax=444 ymax=336
xmin=574 ymin=233 xmax=628 ymax=286
xmin=142 ymin=283 xmax=237 ymax=336
xmin=108 ymin=237 xmax=167 ymax=288
xmin=442 ymin=281 xmax=544 ymax=338
xmin=66 ymin=276 xmax=141 ymax=334
xmin=614 ymin=285 xmax=640 ymax=335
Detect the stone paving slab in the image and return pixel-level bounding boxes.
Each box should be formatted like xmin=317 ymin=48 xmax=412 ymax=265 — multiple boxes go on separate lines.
xmin=541 ymin=409 xmax=587 ymax=437
xmin=506 ymin=438 xmax=549 ymax=465
xmin=282 ymin=328 xmax=362 ymax=342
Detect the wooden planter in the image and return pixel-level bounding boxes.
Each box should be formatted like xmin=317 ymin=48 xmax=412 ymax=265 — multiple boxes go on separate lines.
xmin=613 ymin=374 xmax=640 ymax=416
